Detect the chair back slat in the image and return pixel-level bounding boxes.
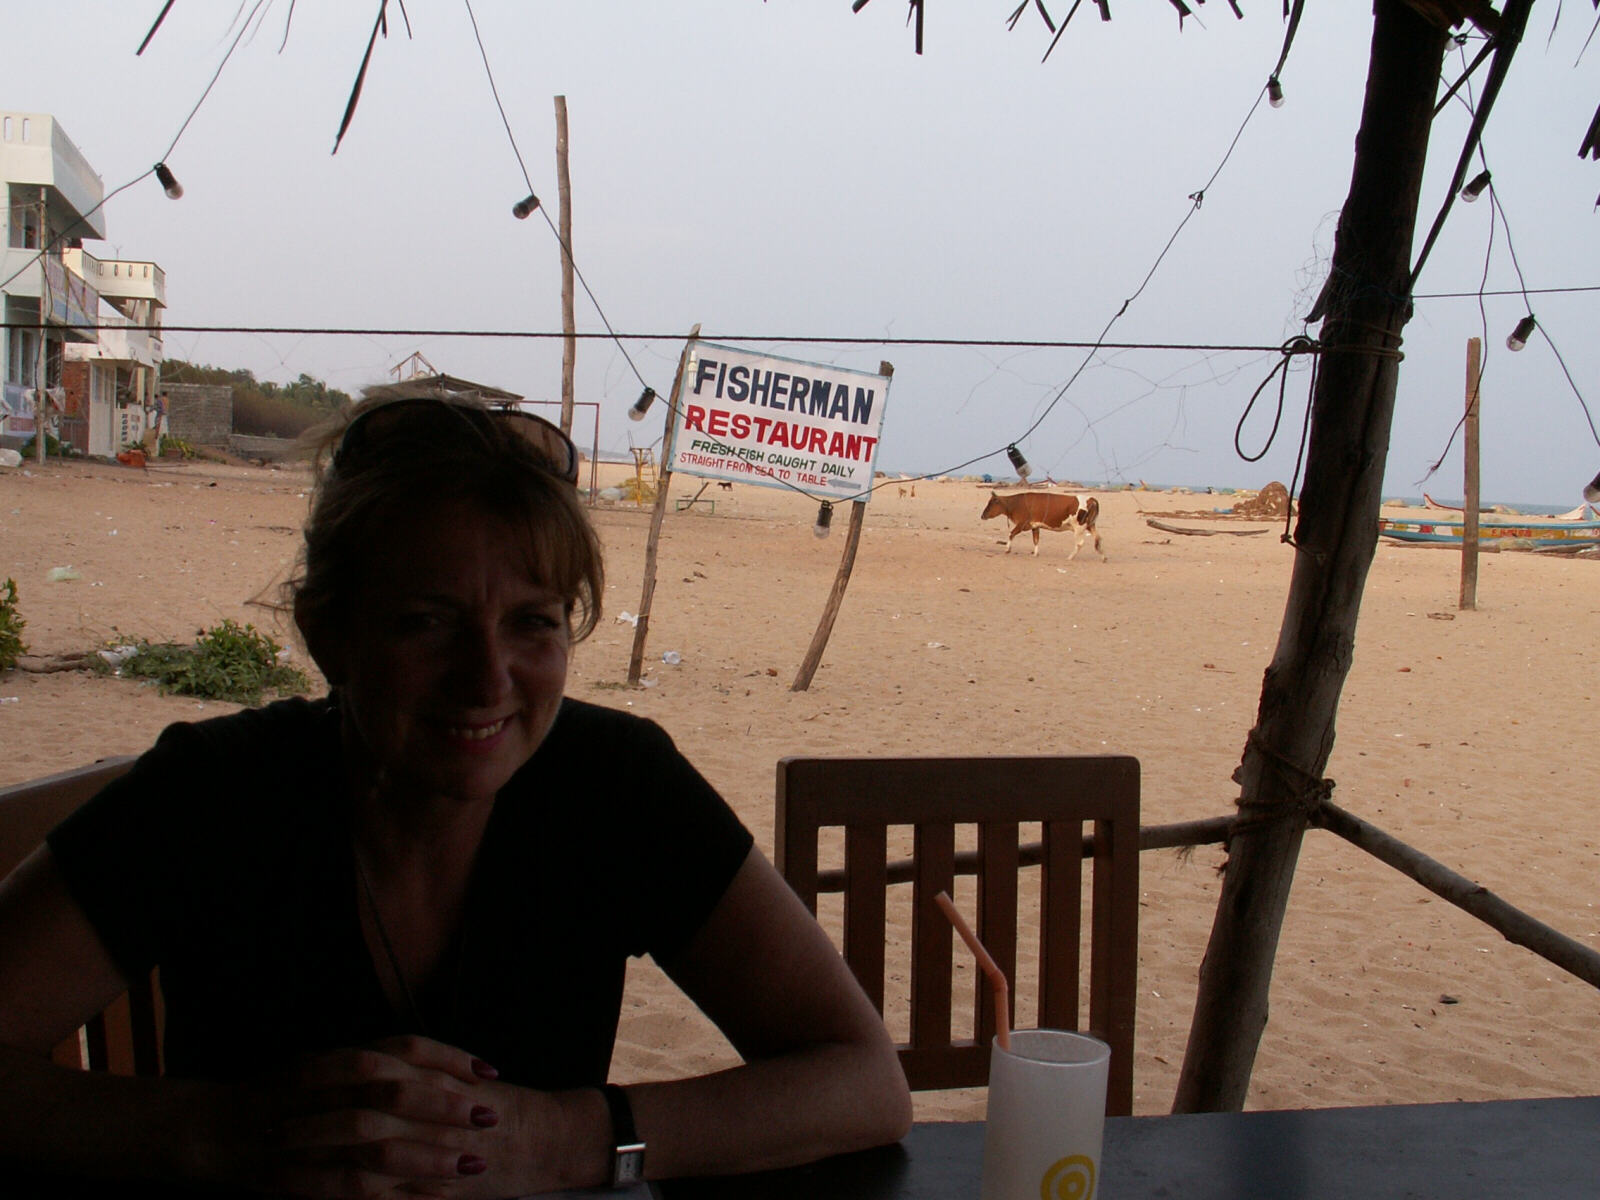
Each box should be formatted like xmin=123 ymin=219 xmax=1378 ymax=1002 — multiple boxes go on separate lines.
xmin=1090 ymin=814 xmax=1140 ymax=1111
xmin=909 ymin=822 xmax=955 ymax=1053
xmin=975 ymin=821 xmax=1020 ymax=1051
xmin=776 ymin=754 xmax=1139 ymax=1115
xmin=1038 ymin=818 xmax=1084 ymax=1032
xmin=0 ymin=757 xmax=162 ymax=1077
xmin=843 ymin=826 xmax=888 ymax=1012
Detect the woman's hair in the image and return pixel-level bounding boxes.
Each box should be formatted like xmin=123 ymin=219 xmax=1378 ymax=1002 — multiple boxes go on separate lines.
xmin=286 ymin=383 xmax=604 ymax=645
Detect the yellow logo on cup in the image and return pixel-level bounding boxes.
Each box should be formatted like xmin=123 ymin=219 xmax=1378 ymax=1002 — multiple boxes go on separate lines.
xmin=1040 ymin=1153 xmax=1096 ymax=1200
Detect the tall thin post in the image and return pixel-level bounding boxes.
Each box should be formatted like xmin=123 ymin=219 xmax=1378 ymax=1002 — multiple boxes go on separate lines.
xmin=1460 ymin=337 xmax=1481 ymax=610
xmin=555 ymin=96 xmax=576 ymax=437
xmin=627 ymin=324 xmax=700 ymax=684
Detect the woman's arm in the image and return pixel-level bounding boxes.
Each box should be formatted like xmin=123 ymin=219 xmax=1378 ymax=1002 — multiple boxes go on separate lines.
xmin=0 ymin=846 xmax=495 ymax=1195
xmin=636 ymin=844 xmax=913 ymax=1177
xmin=402 ymin=845 xmax=912 ymax=1197
xmin=496 ymin=844 xmax=910 ymax=1190
xmin=0 ymin=843 xmax=231 ymax=1179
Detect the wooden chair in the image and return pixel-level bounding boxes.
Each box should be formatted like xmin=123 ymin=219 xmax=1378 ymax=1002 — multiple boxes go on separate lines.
xmin=776 ymin=755 xmax=1139 ymax=1115
xmin=0 ymin=756 xmax=162 ymax=1076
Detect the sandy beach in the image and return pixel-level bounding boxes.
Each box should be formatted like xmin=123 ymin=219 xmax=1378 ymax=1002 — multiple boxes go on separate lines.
xmin=2 ymin=454 xmax=1596 ymax=1120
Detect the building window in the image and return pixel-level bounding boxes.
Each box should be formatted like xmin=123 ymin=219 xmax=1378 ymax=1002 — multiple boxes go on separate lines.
xmin=8 ymin=191 xmax=41 ymax=250
xmin=7 ymin=327 xmax=39 ymax=385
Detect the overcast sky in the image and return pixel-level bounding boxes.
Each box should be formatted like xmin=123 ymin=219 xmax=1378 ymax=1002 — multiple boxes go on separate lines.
xmin=10 ymin=2 xmax=1599 ymax=506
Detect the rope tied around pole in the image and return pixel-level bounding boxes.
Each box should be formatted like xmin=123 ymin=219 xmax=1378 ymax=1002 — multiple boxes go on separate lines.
xmin=1228 ymin=729 xmax=1335 ymax=839
xmin=1234 ymin=332 xmax=1408 ymax=553
xmin=1234 ymin=335 xmax=1319 ymax=465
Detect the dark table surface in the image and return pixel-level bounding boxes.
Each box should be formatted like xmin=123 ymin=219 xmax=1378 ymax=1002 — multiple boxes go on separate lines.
xmin=9 ymin=1095 xmax=1596 ymax=1198
xmin=663 ymin=1094 xmax=1600 ymax=1199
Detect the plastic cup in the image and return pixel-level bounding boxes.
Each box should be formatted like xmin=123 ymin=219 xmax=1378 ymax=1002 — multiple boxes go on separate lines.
xmin=980 ymin=1029 xmax=1110 ymax=1200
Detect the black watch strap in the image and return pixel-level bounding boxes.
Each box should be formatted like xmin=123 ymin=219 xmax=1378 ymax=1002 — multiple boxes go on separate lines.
xmin=602 ymin=1083 xmax=646 ymax=1187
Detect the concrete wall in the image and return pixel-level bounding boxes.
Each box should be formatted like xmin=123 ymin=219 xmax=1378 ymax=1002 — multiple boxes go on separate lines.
xmin=164 ymin=383 xmax=232 ymax=447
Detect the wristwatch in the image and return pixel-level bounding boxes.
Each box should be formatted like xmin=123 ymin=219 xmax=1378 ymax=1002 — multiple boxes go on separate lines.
xmin=601 ymin=1083 xmax=646 ymax=1187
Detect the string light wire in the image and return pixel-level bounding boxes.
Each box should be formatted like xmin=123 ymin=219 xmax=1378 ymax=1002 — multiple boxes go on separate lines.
xmin=460 ymin=0 xmax=649 ymax=395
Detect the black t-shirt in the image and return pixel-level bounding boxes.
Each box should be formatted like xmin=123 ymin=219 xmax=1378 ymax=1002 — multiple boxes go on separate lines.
xmin=47 ymin=695 xmax=754 ymax=1088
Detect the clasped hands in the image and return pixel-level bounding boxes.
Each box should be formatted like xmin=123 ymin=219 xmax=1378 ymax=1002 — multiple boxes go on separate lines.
xmin=221 ymin=1035 xmax=557 ymax=1198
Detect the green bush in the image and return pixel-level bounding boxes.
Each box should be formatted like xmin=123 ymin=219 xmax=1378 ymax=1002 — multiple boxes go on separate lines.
xmin=0 ymin=578 xmax=27 ymax=670
xmin=117 ymin=620 xmax=310 ymax=704
xmin=18 ymin=431 xmax=73 ymax=459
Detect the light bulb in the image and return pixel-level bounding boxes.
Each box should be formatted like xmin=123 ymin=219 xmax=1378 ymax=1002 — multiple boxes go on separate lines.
xmin=1266 ymin=76 xmax=1285 ymax=108
xmin=1460 ymin=170 xmax=1491 ymax=203
xmin=1005 ymin=444 xmax=1032 ymax=481
xmin=512 ymin=193 xmax=540 ymax=220
xmin=153 ymin=162 xmax=183 ymax=200
xmin=628 ymin=386 xmax=657 ymax=422
xmin=1506 ymin=315 xmax=1536 ymax=352
xmin=813 ymin=501 xmax=833 ymax=539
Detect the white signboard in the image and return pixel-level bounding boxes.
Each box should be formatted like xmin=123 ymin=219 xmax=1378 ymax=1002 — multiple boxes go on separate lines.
xmin=666 ymin=342 xmax=890 ymax=501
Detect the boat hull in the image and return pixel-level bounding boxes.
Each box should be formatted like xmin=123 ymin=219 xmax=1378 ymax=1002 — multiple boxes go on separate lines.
xmin=1378 ymin=517 xmax=1600 ymax=548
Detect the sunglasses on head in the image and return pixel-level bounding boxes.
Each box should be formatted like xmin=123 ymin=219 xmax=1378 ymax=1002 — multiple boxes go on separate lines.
xmin=334 ymin=396 xmax=581 ymax=484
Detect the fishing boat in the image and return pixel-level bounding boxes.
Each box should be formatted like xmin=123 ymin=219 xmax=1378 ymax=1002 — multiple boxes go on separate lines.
xmin=1422 ymin=492 xmax=1598 ymax=521
xmin=1378 ymin=515 xmax=1600 ymax=548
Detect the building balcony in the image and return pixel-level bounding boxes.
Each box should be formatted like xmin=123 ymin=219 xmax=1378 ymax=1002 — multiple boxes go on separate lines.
xmin=0 ymin=112 xmax=106 ymax=241
xmin=64 ymin=249 xmax=166 ymax=309
xmin=65 ymin=312 xmax=163 ymax=370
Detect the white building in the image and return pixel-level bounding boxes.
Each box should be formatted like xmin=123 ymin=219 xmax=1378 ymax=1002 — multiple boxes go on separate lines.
xmin=1 ymin=111 xmax=165 ymax=457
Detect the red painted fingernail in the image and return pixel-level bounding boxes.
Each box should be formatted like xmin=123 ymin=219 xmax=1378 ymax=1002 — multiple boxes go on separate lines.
xmin=458 ymin=1154 xmax=488 ymax=1176
xmin=471 ymin=1058 xmax=499 ymax=1080
xmin=471 ymin=1105 xmax=499 ymax=1128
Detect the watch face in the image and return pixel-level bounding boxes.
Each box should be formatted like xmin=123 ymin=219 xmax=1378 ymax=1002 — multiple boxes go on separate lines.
xmin=614 ymin=1144 xmax=647 ymax=1186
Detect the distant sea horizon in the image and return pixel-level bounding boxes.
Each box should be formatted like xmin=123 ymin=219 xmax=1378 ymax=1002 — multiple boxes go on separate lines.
xmin=596 ymin=451 xmax=1589 ymax=516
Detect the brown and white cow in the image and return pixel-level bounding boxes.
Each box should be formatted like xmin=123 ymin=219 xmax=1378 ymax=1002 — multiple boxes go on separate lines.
xmin=980 ymin=490 xmax=1105 ymax=560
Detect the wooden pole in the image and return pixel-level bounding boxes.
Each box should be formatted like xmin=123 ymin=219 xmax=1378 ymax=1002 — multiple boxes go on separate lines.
xmin=34 ymin=189 xmax=48 ymax=465
xmin=791 ymin=362 xmax=891 ymax=692
xmin=1174 ymin=1 xmax=1449 ymax=1113
xmin=1459 ymin=337 xmax=1481 ymax=610
xmin=792 ymin=500 xmax=866 ymax=692
xmin=627 ymin=324 xmax=700 ymax=684
xmin=1314 ymin=801 xmax=1600 ymax=990
xmin=555 ymin=95 xmax=576 ymax=437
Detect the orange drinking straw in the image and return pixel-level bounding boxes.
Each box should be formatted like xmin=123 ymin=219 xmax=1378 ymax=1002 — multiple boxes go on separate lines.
xmin=934 ymin=889 xmax=1011 ymax=1052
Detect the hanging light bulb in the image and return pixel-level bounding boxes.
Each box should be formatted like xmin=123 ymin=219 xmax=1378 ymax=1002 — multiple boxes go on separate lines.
xmin=627 ymin=386 xmax=657 ymax=422
xmin=1584 ymin=471 xmax=1600 ymax=504
xmin=512 ymin=192 xmax=540 ymax=219
xmin=153 ymin=162 xmax=183 ymax=200
xmin=1459 ymin=170 xmax=1491 ymax=203
xmin=1266 ymin=76 xmax=1285 ymax=108
xmin=813 ymin=501 xmax=834 ymax=539
xmin=1506 ymin=315 xmax=1536 ymax=352
xmin=1005 ymin=444 xmax=1033 ymax=481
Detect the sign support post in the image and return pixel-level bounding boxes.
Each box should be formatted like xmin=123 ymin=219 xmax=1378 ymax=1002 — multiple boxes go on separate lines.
xmin=791 ymin=361 xmax=892 ymax=691
xmin=627 ymin=323 xmax=700 ymax=684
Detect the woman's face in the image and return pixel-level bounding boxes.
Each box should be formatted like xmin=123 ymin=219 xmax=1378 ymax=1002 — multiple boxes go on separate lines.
xmin=320 ymin=497 xmax=572 ymax=810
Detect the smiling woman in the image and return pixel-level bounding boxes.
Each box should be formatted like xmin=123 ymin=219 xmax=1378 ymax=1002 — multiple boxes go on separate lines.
xmin=0 ymin=384 xmax=911 ymax=1197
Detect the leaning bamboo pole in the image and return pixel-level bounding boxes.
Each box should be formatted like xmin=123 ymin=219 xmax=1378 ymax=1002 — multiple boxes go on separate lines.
xmin=1174 ymin=1 xmax=1452 ymax=1112
xmin=1313 ymin=801 xmax=1600 ymax=990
